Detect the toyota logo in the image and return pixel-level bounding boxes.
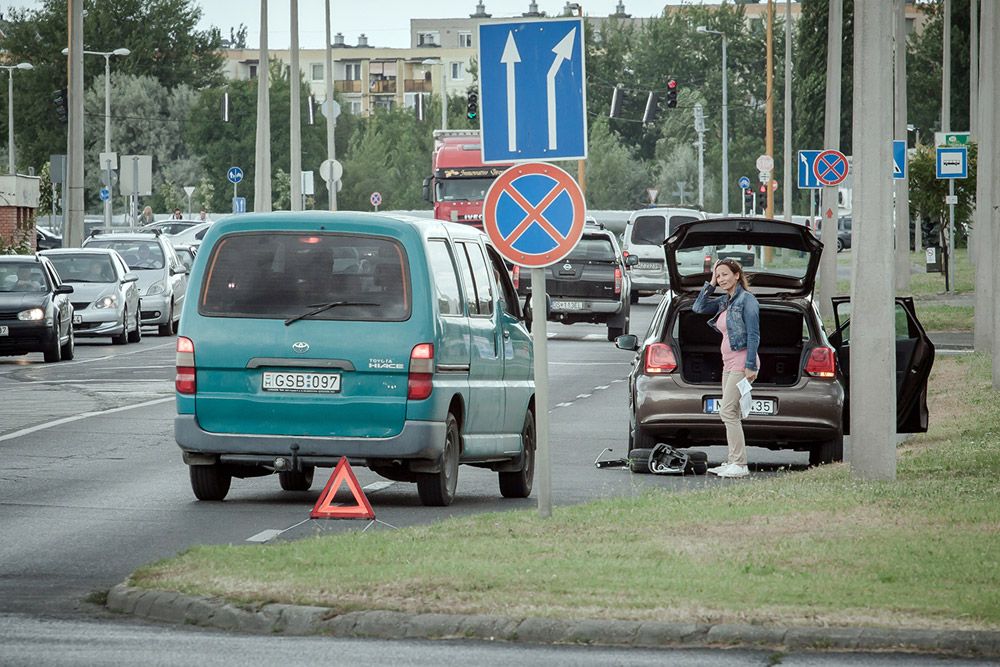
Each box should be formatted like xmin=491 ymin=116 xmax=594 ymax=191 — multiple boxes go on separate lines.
xmin=292 ymin=341 xmax=310 ymax=354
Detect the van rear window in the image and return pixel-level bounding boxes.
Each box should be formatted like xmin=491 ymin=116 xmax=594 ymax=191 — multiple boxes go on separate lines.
xmin=199 ymin=233 xmax=410 ymax=321
xmin=631 ymin=216 xmax=665 ymax=246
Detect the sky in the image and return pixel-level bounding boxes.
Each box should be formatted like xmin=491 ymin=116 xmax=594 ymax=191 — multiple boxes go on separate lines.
xmin=0 ymin=1 xmax=695 ymax=50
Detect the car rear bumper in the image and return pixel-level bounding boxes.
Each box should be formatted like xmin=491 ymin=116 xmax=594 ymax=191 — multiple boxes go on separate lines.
xmin=635 ymin=375 xmax=844 ymax=446
xmin=175 ymin=414 xmax=446 ymax=465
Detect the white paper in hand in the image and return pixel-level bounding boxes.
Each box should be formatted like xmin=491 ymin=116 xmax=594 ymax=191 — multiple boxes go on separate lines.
xmin=737 ymin=378 xmax=753 ymax=418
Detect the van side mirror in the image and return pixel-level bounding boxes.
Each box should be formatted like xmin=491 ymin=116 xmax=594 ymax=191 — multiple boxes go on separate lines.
xmin=522 ymin=292 xmax=551 ymax=323
xmin=615 ymin=334 xmax=639 ymax=351
xmin=624 ymin=254 xmax=639 ymax=267
xmin=422 ymin=177 xmax=432 ymax=203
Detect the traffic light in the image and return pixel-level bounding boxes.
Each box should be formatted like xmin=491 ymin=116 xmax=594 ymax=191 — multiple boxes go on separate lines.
xmin=466 ymin=89 xmax=478 ymax=122
xmin=52 ymin=88 xmax=68 ymax=124
xmin=665 ymin=79 xmax=678 ymax=108
xmin=743 ymin=189 xmax=753 ymax=214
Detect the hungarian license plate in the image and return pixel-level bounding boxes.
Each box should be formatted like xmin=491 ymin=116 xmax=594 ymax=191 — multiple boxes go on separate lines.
xmin=705 ymin=397 xmax=777 ymax=416
xmin=73 ymin=314 xmax=82 ymax=325
xmin=0 ymin=325 xmax=7 ymax=336
xmin=552 ymin=300 xmax=585 ymax=311
xmin=638 ymin=262 xmax=661 ymax=271
xmin=262 ymin=371 xmax=341 ymax=393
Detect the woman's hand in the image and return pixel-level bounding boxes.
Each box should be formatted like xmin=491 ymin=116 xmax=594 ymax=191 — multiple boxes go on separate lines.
xmin=744 ymin=368 xmax=758 ymax=383
xmin=709 ymin=262 xmax=718 ymax=286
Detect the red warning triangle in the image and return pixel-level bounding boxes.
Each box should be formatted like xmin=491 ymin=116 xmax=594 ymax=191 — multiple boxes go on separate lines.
xmin=310 ymin=457 xmax=375 ymax=520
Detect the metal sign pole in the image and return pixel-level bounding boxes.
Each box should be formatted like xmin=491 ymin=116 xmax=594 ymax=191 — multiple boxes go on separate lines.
xmin=530 ymin=269 xmax=551 ymax=519
xmin=947 ymin=179 xmax=956 ymax=293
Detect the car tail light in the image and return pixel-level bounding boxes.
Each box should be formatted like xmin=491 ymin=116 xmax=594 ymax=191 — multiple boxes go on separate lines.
xmin=512 ymin=265 xmax=520 ymax=290
xmin=804 ymin=346 xmax=836 ymax=378
xmin=644 ymin=343 xmax=677 ymax=374
xmin=407 ymin=343 xmax=434 ymax=400
xmin=614 ymin=267 xmax=623 ymax=295
xmin=703 ymin=255 xmax=713 ymax=272
xmin=176 ymin=336 xmax=196 ymax=394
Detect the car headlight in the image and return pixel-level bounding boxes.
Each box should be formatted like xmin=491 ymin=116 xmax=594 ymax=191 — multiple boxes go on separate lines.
xmin=18 ymin=308 xmax=45 ymax=321
xmin=95 ymin=294 xmax=118 ymax=309
xmin=146 ymin=282 xmax=166 ymax=296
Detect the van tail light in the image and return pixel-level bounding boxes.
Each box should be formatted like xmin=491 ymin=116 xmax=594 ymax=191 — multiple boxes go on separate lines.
xmin=175 ymin=336 xmax=196 ymax=394
xmin=644 ymin=343 xmax=677 ymax=374
xmin=703 ymin=254 xmax=713 ymax=272
xmin=804 ymin=346 xmax=836 ymax=378
xmin=407 ymin=343 xmax=435 ymax=400
xmin=512 ymin=265 xmax=520 ymax=290
xmin=614 ymin=267 xmax=623 ymax=295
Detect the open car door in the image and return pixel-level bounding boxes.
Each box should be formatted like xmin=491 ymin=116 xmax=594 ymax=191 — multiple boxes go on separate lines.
xmin=827 ymin=296 xmax=935 ymax=435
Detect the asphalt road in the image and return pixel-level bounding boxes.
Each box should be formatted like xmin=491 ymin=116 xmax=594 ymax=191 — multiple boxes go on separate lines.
xmin=5 ymin=305 xmax=976 ymax=665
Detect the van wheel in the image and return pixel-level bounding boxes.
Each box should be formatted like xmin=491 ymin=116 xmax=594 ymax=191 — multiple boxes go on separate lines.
xmin=417 ymin=413 xmax=460 ymax=507
xmin=500 ymin=409 xmax=535 ymax=498
xmin=113 ymin=310 xmax=129 ymax=345
xmin=127 ymin=309 xmax=142 ymax=343
xmin=158 ymin=305 xmax=173 ymax=336
xmin=809 ymin=435 xmax=844 ymax=466
xmin=60 ymin=327 xmax=75 ymax=360
xmin=279 ymin=466 xmax=315 ymax=491
xmin=189 ymin=464 xmax=232 ymax=501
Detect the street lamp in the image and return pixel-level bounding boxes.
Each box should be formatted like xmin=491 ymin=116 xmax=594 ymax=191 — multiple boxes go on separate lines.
xmin=422 ymin=58 xmax=447 ymax=131
xmin=62 ymin=46 xmax=130 ymax=229
xmin=696 ymin=26 xmax=729 ymax=215
xmin=0 ymin=62 xmax=33 ymax=174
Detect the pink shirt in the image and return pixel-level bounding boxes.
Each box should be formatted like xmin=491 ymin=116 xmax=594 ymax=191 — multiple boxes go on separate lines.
xmin=716 ymin=311 xmax=748 ymax=372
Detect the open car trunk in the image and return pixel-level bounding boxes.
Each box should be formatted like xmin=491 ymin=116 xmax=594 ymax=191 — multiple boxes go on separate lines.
xmin=675 ymin=303 xmax=807 ymax=386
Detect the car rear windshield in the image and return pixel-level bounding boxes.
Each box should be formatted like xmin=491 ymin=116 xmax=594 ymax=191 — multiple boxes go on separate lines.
xmin=86 ymin=239 xmax=165 ymax=270
xmin=631 ymin=216 xmax=665 ymax=246
xmin=46 ymin=254 xmax=117 ymax=283
xmin=675 ymin=243 xmax=811 ymax=280
xmin=198 ymin=232 xmax=410 ymax=322
xmin=567 ymin=236 xmax=616 ymax=262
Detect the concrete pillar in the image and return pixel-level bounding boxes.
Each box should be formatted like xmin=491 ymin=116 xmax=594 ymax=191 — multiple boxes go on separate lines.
xmin=289 ymin=0 xmax=302 ymax=211
xmin=818 ymin=0 xmax=843 ymax=321
xmin=850 ymin=0 xmax=896 ymax=480
xmin=254 ymin=0 xmax=272 ymax=212
xmin=894 ymin=0 xmax=910 ymax=293
xmin=65 ymin=0 xmax=84 ymax=248
xmin=395 ymin=58 xmax=405 ymax=110
xmin=982 ymin=0 xmax=1000 ymax=386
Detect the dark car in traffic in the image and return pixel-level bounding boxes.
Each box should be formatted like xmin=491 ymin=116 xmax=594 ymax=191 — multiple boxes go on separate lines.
xmin=615 ymin=217 xmax=934 ymax=466
xmin=515 ymin=222 xmax=636 ymax=341
xmin=0 ymin=255 xmax=76 ymax=362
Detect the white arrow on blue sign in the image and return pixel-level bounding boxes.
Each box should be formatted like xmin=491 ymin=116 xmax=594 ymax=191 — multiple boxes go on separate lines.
xmin=892 ymin=140 xmax=907 ymax=180
xmin=738 ymin=176 xmax=750 ymax=190
xmin=99 ymin=187 xmax=111 ymax=202
xmin=478 ymin=18 xmax=587 ymax=164
xmin=227 ymin=166 xmax=244 ymax=184
xmin=797 ymin=150 xmax=822 ymax=189
xmin=232 ymin=196 xmax=246 ymax=214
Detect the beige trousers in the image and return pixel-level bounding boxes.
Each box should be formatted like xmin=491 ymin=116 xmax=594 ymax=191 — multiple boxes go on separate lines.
xmin=720 ymin=370 xmax=748 ymax=466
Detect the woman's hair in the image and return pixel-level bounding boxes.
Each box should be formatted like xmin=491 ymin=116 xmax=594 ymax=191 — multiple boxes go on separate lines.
xmin=715 ymin=258 xmax=751 ymax=290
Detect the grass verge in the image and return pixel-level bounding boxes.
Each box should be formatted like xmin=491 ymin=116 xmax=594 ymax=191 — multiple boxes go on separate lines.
xmin=911 ymin=304 xmax=974 ymax=332
xmin=132 ymin=356 xmax=1000 ymax=630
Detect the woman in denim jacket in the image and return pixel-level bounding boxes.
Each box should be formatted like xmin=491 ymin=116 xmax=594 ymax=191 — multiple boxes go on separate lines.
xmin=692 ymin=258 xmax=760 ymax=478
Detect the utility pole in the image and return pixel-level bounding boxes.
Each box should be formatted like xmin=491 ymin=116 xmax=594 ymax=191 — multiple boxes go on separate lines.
xmin=970 ymin=0 xmax=978 ymax=137
xmin=324 ymin=0 xmax=337 ymax=211
xmin=976 ymin=0 xmax=996 ymax=355
xmin=894 ymin=0 xmax=910 ymax=292
xmin=851 ymin=0 xmax=896 ymax=481
xmin=65 ymin=0 xmax=84 ymax=248
xmin=289 ymin=0 xmax=302 ymax=211
xmin=782 ymin=0 xmax=792 ymax=222
xmin=942 ymin=0 xmax=954 ymax=291
xmin=818 ymin=0 xmax=843 ymax=321
xmin=254 ymin=0 xmax=272 ymax=212
xmin=765 ymin=0 xmax=775 ymax=219
xmin=694 ymin=104 xmax=705 ymax=208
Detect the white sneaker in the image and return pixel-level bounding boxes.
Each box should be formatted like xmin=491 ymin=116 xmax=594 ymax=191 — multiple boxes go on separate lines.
xmin=716 ymin=463 xmax=749 ymax=478
xmin=707 ymin=463 xmax=730 ymax=475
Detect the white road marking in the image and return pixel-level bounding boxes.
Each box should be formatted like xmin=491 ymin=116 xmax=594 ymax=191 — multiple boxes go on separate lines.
xmin=595 ymin=385 xmax=610 ymax=390
xmin=246 ymin=529 xmax=283 ymax=543
xmin=18 ymin=379 xmax=171 ymax=385
xmin=555 ymin=402 xmax=574 ymax=408
xmin=26 ymin=341 xmax=176 ymax=369
xmin=549 ymin=361 xmax=624 ymax=366
xmin=576 ymin=393 xmax=592 ymax=399
xmin=0 ymin=397 xmax=173 ymax=443
xmin=362 ymin=481 xmax=394 ymax=493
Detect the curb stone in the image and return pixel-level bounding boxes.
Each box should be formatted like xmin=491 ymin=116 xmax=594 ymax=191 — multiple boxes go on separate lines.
xmin=106 ymin=584 xmax=1000 ymax=657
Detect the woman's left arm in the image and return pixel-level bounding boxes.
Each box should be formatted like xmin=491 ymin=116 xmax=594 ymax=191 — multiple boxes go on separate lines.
xmin=744 ymin=296 xmax=761 ymax=379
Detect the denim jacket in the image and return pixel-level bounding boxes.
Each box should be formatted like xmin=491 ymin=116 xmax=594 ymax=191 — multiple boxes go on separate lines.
xmin=692 ymin=282 xmax=760 ymax=371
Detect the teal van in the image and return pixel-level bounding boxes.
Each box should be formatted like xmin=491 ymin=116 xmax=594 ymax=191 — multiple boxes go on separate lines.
xmin=175 ymin=212 xmax=535 ymax=506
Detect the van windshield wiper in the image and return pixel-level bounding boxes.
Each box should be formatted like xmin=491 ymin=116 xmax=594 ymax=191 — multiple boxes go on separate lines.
xmin=284 ymin=301 xmax=377 ymax=326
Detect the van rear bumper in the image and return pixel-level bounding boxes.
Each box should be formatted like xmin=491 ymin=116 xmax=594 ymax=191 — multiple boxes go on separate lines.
xmin=175 ymin=415 xmax=445 ymax=463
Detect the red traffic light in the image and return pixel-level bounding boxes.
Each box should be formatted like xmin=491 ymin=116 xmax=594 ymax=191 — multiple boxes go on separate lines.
xmin=667 ymin=79 xmax=678 ymax=90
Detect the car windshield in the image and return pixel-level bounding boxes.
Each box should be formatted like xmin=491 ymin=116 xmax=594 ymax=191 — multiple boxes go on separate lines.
xmin=46 ymin=254 xmax=116 ymax=283
xmin=566 ymin=237 xmax=616 ymax=262
xmin=631 ymin=216 xmax=665 ymax=246
xmin=435 ymin=178 xmax=492 ymax=202
xmin=674 ymin=242 xmax=811 ymax=280
xmin=87 ymin=240 xmax=165 ymax=270
xmin=198 ymin=232 xmax=410 ymax=322
xmin=0 ymin=264 xmax=49 ymax=293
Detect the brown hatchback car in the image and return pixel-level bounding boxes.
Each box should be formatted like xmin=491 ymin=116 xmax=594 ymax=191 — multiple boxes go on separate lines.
xmin=615 ymin=218 xmax=935 ymax=466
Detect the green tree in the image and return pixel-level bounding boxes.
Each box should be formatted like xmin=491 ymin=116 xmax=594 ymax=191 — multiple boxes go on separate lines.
xmin=584 ymin=115 xmax=651 ymax=209
xmin=0 ymin=0 xmax=223 ymax=173
xmin=908 ymin=142 xmax=976 ymax=246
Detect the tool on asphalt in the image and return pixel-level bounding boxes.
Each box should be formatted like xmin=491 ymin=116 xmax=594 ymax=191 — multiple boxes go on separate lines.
xmin=594 ymin=445 xmax=708 ymax=475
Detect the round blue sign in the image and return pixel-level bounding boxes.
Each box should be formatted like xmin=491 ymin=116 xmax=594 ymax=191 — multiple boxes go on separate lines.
xmin=227 ymin=166 xmax=244 ymax=184
xmin=99 ymin=187 xmax=110 ymax=202
xmin=738 ymin=176 xmax=751 ymax=190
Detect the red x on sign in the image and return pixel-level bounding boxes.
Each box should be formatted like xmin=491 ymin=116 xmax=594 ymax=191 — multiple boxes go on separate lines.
xmin=813 ymin=149 xmax=849 ymax=187
xmin=482 ymin=163 xmax=586 ymax=268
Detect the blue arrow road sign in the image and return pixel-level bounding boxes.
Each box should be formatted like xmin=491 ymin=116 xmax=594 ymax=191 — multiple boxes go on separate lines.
xmin=893 ymin=140 xmax=907 ymax=180
xmin=936 ymin=147 xmax=968 ymax=179
xmin=797 ymin=150 xmax=821 ymax=189
xmin=479 ymin=18 xmax=587 ymax=164
xmin=738 ymin=176 xmax=750 ymax=190
xmin=232 ymin=196 xmax=246 ymax=214
xmin=227 ymin=166 xmax=244 ymax=184
xmin=99 ymin=187 xmax=110 ymax=202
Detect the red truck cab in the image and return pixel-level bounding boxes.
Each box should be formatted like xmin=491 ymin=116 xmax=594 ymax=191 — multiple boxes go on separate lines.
xmin=423 ymin=130 xmax=512 ymax=228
